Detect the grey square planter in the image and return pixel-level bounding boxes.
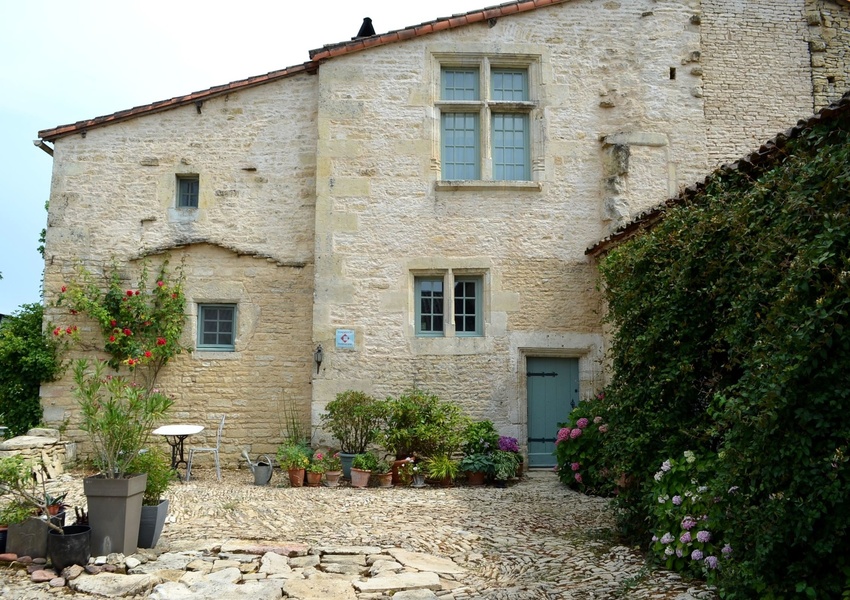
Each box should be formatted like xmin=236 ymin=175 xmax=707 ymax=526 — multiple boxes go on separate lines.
xmin=84 ymin=473 xmax=146 ymax=556
xmin=137 ymin=498 xmax=169 ymax=549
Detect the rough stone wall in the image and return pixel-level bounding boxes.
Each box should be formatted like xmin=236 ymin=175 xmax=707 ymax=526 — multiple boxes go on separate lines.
xmin=41 ymin=75 xmax=318 ymax=466
xmin=311 ymin=0 xmax=704 ymax=443
xmin=700 ymin=0 xmax=816 ymax=166
xmin=810 ymin=1 xmax=850 ymax=108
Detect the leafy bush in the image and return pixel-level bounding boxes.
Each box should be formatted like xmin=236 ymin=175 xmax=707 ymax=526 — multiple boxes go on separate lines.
xmin=276 ymin=442 xmax=310 ymax=470
xmin=129 ymin=448 xmax=175 ymax=505
xmin=589 ymin=118 xmax=850 ymax=597
xmin=491 ymin=451 xmax=519 ymax=481
xmin=381 ymin=389 xmax=469 ymax=458
xmin=0 ymin=303 xmax=66 ymax=435
xmin=461 ymin=420 xmax=499 ymax=455
xmin=458 ymin=453 xmax=494 ymax=474
xmin=321 ymin=390 xmax=386 ymax=454
xmin=554 ymin=398 xmax=614 ymax=496
xmin=424 ymin=454 xmax=459 ymax=481
xmin=351 ymin=452 xmax=379 ymax=471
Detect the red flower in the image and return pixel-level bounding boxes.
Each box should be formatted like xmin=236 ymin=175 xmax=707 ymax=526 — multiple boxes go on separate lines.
xmin=110 ymin=320 xmax=117 ymax=327
xmin=126 ymin=290 xmax=134 ymax=297
xmin=123 ymin=328 xmax=132 ymax=336
xmin=156 ymin=337 xmax=167 ymax=346
xmin=172 ymin=293 xmax=178 ymax=299
xmin=52 ymin=327 xmax=61 ymax=336
xmin=134 ymin=290 xmax=140 ymax=296
xmin=144 ymin=350 xmax=152 ymax=358
xmin=109 ymin=335 xmax=116 ymax=343
xmin=127 ymin=358 xmax=136 ymax=366
xmin=69 ymin=309 xmax=78 ymax=315
xmin=157 ymin=281 xmax=164 ymax=287
xmin=65 ymin=327 xmax=73 ymax=335
xmin=61 ymin=286 xmax=67 ymax=293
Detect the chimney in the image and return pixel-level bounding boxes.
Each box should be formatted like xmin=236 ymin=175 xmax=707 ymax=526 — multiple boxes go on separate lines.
xmin=355 ymin=17 xmax=376 ymax=39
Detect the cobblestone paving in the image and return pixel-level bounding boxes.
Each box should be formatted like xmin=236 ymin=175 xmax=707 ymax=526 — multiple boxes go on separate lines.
xmin=1 ymin=468 xmax=715 ymax=599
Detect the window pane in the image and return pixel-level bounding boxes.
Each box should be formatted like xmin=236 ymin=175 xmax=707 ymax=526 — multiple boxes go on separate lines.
xmin=493 ymin=114 xmax=529 ymax=180
xmin=442 ymin=68 xmax=479 ymax=100
xmin=416 ymin=278 xmax=444 ymax=335
xmin=178 ymin=177 xmax=199 ymax=208
xmin=454 ymin=278 xmax=481 ymax=335
xmin=199 ymin=304 xmax=235 ymax=349
xmin=492 ymin=69 xmax=528 ymax=101
xmin=442 ymin=113 xmax=479 ymax=180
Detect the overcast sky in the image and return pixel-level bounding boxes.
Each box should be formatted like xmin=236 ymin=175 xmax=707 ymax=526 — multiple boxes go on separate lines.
xmin=0 ymin=0 xmax=492 ymax=315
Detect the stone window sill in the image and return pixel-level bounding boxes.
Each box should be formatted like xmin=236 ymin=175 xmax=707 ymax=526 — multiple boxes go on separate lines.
xmin=435 ymin=180 xmax=542 ymax=192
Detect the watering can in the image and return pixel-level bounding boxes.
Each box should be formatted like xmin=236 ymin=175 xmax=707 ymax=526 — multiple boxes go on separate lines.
xmin=243 ymin=450 xmax=274 ymax=486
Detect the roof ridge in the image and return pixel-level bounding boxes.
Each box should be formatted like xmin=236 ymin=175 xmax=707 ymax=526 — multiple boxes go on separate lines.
xmin=38 ymin=0 xmax=569 ymax=142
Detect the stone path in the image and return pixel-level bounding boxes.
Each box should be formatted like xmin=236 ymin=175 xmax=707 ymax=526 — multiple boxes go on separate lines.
xmin=0 ymin=469 xmax=716 ymax=599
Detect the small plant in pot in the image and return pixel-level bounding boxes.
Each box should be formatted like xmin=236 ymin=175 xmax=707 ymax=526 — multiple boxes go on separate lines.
xmin=128 ymin=448 xmax=174 ymax=548
xmin=492 ymin=450 xmax=520 ymax=487
xmin=306 ymin=451 xmax=327 ymax=487
xmin=350 ymin=452 xmax=378 ymax=488
xmin=322 ymin=452 xmax=343 ymax=487
xmin=321 ymin=390 xmax=386 ymax=478
xmin=373 ymin=458 xmax=393 ymax=488
xmin=424 ymin=454 xmax=460 ymax=487
xmin=277 ymin=442 xmax=310 ymax=487
xmin=458 ymin=453 xmax=494 ymax=485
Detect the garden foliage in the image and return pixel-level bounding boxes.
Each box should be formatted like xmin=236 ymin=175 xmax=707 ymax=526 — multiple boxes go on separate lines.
xmin=561 ymin=117 xmax=850 ymax=597
xmin=0 ymin=303 xmax=66 ymax=435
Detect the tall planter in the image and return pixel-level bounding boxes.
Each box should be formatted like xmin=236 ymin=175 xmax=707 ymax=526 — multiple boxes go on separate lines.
xmin=84 ymin=473 xmax=146 ymax=556
xmin=339 ymin=452 xmax=356 ymax=479
xmin=137 ymin=499 xmax=169 ymax=549
xmin=7 ymin=518 xmax=49 ymax=558
xmin=48 ymin=525 xmax=91 ymax=572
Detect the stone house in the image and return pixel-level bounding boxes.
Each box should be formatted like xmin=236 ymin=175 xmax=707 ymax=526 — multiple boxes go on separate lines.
xmin=37 ymin=0 xmax=850 ymax=468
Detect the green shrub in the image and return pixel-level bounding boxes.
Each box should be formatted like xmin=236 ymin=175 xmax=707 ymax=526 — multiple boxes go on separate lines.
xmin=381 ymin=389 xmax=469 ymax=458
xmin=458 ymin=453 xmax=494 ymax=474
xmin=0 ymin=303 xmax=66 ymax=436
xmin=554 ymin=397 xmax=615 ymax=496
xmin=321 ymin=390 xmax=386 ymax=454
xmin=129 ymin=448 xmax=175 ymax=505
xmin=461 ymin=420 xmax=499 ymax=455
xmin=277 ymin=443 xmax=310 ymax=470
xmin=351 ymin=452 xmax=379 ymax=471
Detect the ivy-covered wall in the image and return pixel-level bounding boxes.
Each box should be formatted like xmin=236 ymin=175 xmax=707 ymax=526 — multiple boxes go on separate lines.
xmin=576 ymin=98 xmax=850 ymax=596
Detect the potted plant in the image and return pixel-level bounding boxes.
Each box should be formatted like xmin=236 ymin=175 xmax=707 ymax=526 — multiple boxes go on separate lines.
xmin=73 ymin=358 xmax=173 ymax=556
xmin=462 ymin=420 xmax=500 ymax=456
xmin=373 ymin=458 xmax=393 ymax=488
xmin=350 ymin=452 xmax=378 ymax=488
xmin=306 ymin=451 xmax=326 ymax=487
xmin=129 ymin=448 xmax=174 ymax=548
xmin=458 ymin=453 xmax=494 ymax=485
xmin=381 ymin=390 xmax=469 ymax=460
xmin=398 ymin=458 xmax=425 ymax=487
xmin=498 ymin=435 xmax=523 ymax=477
xmin=321 ymin=390 xmax=386 ymax=478
xmin=492 ymin=450 xmax=521 ymax=487
xmin=43 ymin=492 xmax=68 ymax=517
xmin=323 ymin=452 xmax=343 ymax=487
xmin=277 ymin=442 xmax=310 ymax=487
xmin=0 ymin=501 xmax=33 ymax=555
xmin=424 ymin=454 xmax=459 ymax=487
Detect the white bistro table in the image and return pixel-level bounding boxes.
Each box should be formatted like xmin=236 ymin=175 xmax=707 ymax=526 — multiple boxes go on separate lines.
xmin=152 ymin=424 xmax=204 ymax=470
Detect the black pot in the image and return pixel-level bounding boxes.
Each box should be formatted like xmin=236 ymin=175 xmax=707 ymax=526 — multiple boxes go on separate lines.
xmin=0 ymin=526 xmax=7 ymax=553
xmin=48 ymin=525 xmax=91 ymax=572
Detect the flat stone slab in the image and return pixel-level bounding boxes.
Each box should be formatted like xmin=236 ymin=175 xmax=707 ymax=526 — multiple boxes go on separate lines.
xmin=150 ymin=579 xmax=283 ymax=600
xmin=129 ymin=552 xmax=196 ymax=574
xmin=70 ymin=572 xmax=164 ymax=597
xmin=283 ymin=573 xmax=357 ymax=599
xmin=0 ymin=435 xmax=58 ymax=449
xmin=220 ymin=540 xmax=309 ymax=556
xmin=259 ymin=552 xmax=291 ymax=575
xmin=352 ymin=571 xmax=441 ymax=593
xmin=388 ymin=549 xmax=467 ymax=575
xmin=322 ymin=553 xmax=366 ymax=565
xmin=321 ymin=563 xmax=366 ymax=576
xmin=313 ymin=545 xmax=382 ymax=556
xmin=393 ymin=590 xmax=439 ymax=600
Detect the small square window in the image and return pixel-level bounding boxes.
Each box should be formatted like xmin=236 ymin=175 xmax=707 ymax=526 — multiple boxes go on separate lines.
xmin=414 ymin=274 xmax=484 ymax=337
xmin=198 ymin=304 xmax=236 ymax=350
xmin=454 ymin=277 xmax=482 ymax=336
xmin=177 ymin=176 xmax=199 ymax=208
xmin=415 ymin=278 xmax=444 ymax=336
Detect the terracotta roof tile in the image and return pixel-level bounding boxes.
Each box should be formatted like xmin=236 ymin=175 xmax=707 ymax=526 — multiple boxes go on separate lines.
xmin=39 ymin=0 xmax=568 ymax=142
xmin=585 ymin=90 xmax=850 ymax=258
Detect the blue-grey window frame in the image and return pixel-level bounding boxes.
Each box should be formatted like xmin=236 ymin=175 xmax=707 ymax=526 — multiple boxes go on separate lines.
xmin=197 ymin=304 xmax=237 ymax=351
xmin=177 ymin=175 xmax=199 ymax=208
xmin=415 ymin=277 xmax=445 ymax=337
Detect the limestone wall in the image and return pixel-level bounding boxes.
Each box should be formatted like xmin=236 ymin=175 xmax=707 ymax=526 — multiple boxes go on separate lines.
xmin=810 ymin=0 xmax=850 ymax=108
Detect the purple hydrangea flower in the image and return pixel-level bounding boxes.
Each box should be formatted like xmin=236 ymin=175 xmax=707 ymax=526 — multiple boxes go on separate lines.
xmin=721 ymin=544 xmax=733 ymax=556
xmin=696 ymin=530 xmax=711 ymax=543
xmin=571 ymin=462 xmax=580 ymax=471
xmin=661 ymin=460 xmax=672 ymax=472
xmin=676 ymin=548 xmax=683 ymax=558
xmin=681 ymin=516 xmax=697 ymax=530
xmin=576 ymin=417 xmax=589 ymax=429
xmin=498 ymin=436 xmax=520 ymax=453
xmin=652 ymin=535 xmax=658 ymax=542
xmin=660 ymin=533 xmax=674 ymax=545
xmin=574 ymin=473 xmax=583 ymax=483
xmin=672 ymin=495 xmax=682 ymax=506
xmin=680 ymin=532 xmax=692 ymax=544
xmin=556 ymin=428 xmax=570 ymax=444
xmin=569 ymin=428 xmax=583 ymax=439
xmin=705 ymin=555 xmax=719 ymax=569
xmin=691 ymin=549 xmax=704 ymax=561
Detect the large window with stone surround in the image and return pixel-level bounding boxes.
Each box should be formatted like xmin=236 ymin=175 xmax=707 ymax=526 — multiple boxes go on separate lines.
xmin=438 ymin=59 xmax=535 ymax=182
xmin=414 ymin=272 xmax=484 ymax=337
xmin=198 ymin=304 xmax=236 ymax=350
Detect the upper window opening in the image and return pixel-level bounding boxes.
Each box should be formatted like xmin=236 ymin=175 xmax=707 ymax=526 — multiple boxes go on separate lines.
xmin=177 ymin=176 xmax=199 ymax=208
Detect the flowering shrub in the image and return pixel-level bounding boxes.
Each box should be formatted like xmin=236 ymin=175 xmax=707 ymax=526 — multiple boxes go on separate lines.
xmin=554 ymin=396 xmax=615 ymax=495
xmin=648 ymin=451 xmax=731 ymax=581
xmin=498 ymin=436 xmax=520 ymax=453
xmin=398 ymin=457 xmax=423 ymax=485
xmin=56 ymin=259 xmax=187 ymax=388
xmin=322 ymin=452 xmax=342 ymax=472
xmin=308 ymin=451 xmax=327 ymax=473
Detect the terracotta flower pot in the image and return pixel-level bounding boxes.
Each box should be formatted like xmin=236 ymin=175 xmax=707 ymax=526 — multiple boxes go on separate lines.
xmin=288 ymin=468 xmax=306 ymax=487
xmin=466 ymin=471 xmax=486 ymax=486
xmin=306 ymin=471 xmax=322 ymax=487
xmin=350 ymin=468 xmax=371 ymax=488
xmin=325 ymin=470 xmax=342 ymax=487
xmin=376 ymin=472 xmax=393 ymax=488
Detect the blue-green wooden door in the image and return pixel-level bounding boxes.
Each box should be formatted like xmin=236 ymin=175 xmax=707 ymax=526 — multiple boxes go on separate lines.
xmin=527 ymin=357 xmax=579 ymax=467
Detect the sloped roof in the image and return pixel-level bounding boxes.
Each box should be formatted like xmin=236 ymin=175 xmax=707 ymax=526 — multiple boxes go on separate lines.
xmin=586 ymin=90 xmax=850 ymax=258
xmin=38 ymin=0 xmax=568 ymax=143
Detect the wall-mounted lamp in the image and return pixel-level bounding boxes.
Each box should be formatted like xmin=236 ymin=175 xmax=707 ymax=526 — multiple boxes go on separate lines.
xmin=314 ymin=344 xmax=323 ymax=374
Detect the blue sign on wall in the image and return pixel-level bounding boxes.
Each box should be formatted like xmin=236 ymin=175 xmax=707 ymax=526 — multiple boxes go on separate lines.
xmin=335 ymin=329 xmax=355 ymax=349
